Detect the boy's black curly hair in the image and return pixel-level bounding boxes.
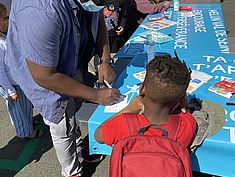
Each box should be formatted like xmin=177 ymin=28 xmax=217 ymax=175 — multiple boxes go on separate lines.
xmin=144 ymin=53 xmax=191 ymax=106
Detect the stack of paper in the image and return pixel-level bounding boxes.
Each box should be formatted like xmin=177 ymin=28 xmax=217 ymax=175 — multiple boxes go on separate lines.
xmin=138 ymin=30 xmax=174 ymax=44
xmin=187 ymin=70 xmax=213 ymax=94
xmin=208 ymin=79 xmax=235 ymax=98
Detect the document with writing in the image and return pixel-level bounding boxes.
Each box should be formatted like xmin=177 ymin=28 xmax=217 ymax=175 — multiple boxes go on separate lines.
xmin=104 ymin=96 xmax=128 ymax=113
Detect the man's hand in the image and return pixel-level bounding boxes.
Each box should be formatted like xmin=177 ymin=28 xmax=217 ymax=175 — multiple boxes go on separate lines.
xmin=98 ymin=63 xmax=116 ymax=83
xmin=116 ymin=26 xmax=124 ymax=36
xmin=9 ymin=93 xmax=19 ymax=101
xmin=96 ymin=87 xmax=120 ymax=105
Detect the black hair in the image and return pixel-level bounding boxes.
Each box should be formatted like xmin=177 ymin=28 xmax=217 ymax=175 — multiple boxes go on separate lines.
xmin=144 ymin=53 xmax=191 ymax=106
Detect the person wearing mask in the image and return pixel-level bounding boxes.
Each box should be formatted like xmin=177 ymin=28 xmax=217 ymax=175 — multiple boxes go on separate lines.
xmin=0 ymin=3 xmax=43 ymax=139
xmin=6 ymin=0 xmax=120 ymax=176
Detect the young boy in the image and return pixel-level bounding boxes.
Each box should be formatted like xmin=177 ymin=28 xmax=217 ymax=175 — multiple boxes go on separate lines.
xmin=97 ymin=0 xmax=127 ymax=53
xmin=0 ymin=3 xmax=43 ymax=139
xmin=95 ymin=55 xmax=196 ymax=148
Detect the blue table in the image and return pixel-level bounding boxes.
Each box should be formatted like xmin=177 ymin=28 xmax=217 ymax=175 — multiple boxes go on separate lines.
xmin=87 ymin=3 xmax=235 ymax=177
xmin=115 ymin=3 xmax=230 ymax=59
xmin=88 ymin=51 xmax=235 ymax=176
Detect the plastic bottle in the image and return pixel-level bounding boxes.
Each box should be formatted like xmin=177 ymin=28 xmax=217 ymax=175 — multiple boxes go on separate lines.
xmin=146 ymin=33 xmax=155 ymax=64
xmin=173 ymin=0 xmax=180 ymax=12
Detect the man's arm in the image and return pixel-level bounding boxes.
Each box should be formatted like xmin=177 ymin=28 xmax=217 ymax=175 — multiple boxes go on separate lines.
xmin=26 ymin=60 xmax=120 ymax=105
xmin=17 ymin=7 xmax=120 ymax=105
xmin=120 ymin=0 xmax=128 ymax=29
xmin=96 ymin=10 xmax=111 ymax=61
xmin=96 ymin=10 xmax=116 ymax=83
xmin=134 ymin=0 xmax=170 ymax=14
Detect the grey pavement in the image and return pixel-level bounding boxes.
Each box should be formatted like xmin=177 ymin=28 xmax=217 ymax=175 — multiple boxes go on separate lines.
xmin=222 ymin=0 xmax=235 ymax=53
xmin=0 ymin=0 xmax=234 ymax=177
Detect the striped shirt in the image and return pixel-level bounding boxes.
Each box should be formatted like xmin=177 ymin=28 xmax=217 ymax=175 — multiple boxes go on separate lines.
xmin=0 ymin=33 xmax=17 ymax=96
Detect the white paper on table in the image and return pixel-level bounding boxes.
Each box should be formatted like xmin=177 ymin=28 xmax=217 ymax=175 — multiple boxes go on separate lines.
xmin=191 ymin=70 xmax=213 ymax=83
xmin=140 ymin=18 xmax=177 ymax=31
xmin=104 ymin=95 xmax=128 ymax=113
xmin=133 ymin=71 xmax=146 ymax=82
xmin=132 ymin=36 xmax=146 ymax=42
xmin=187 ymin=70 xmax=213 ymax=94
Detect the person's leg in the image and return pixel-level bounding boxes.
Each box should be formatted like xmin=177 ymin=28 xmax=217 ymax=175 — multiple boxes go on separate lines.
xmin=13 ymin=85 xmax=34 ymax=137
xmin=0 ymin=86 xmax=14 ymax=125
xmin=43 ymin=111 xmax=82 ymax=177
xmin=111 ymin=37 xmax=121 ymax=53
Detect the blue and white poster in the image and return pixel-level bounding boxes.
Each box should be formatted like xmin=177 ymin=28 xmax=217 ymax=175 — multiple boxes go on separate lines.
xmin=116 ymin=4 xmax=230 ymax=59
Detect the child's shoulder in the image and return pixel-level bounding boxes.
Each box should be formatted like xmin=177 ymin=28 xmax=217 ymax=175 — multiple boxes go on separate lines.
xmin=104 ymin=113 xmax=129 ymax=126
xmin=179 ymin=112 xmax=196 ymax=121
xmin=178 ymin=112 xmax=196 ymax=128
xmin=174 ymin=113 xmax=197 ymax=147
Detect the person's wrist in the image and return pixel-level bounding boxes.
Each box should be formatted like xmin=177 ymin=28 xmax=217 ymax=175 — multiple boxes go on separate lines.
xmin=93 ymin=88 xmax=99 ymax=104
xmin=99 ymin=58 xmax=114 ymax=68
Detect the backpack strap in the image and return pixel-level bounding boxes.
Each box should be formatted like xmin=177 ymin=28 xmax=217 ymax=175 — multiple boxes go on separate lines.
xmin=124 ymin=113 xmax=140 ymax=136
xmin=124 ymin=113 xmax=181 ymax=140
xmin=167 ymin=114 xmax=181 ymax=141
xmin=138 ymin=124 xmax=168 ymax=137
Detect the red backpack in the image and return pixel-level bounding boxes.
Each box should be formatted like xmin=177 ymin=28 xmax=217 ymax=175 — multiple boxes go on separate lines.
xmin=109 ymin=113 xmax=193 ymax=177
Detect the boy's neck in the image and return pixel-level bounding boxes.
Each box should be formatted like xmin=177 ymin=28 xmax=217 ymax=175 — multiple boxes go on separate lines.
xmin=143 ymin=100 xmax=170 ymax=125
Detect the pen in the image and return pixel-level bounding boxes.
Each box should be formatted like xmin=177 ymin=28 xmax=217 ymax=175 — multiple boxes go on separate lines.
xmin=104 ymin=80 xmax=126 ymax=99
xmin=226 ymin=102 xmax=235 ymax=106
xmin=104 ymin=80 xmax=112 ymax=88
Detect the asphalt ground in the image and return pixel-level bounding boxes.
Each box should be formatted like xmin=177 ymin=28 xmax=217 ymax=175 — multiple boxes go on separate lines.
xmin=0 ymin=0 xmax=234 ymax=176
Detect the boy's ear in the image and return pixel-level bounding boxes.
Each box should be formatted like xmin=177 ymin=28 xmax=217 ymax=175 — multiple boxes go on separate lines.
xmin=139 ymin=83 xmax=145 ymax=97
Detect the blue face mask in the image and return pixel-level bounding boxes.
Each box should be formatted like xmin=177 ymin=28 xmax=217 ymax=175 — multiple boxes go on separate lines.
xmin=77 ymin=0 xmax=103 ymax=12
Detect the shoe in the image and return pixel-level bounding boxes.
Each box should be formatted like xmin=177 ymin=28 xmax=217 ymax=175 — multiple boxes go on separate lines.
xmin=81 ymin=147 xmax=105 ymax=163
xmin=25 ymin=130 xmax=44 ymax=140
xmin=82 ymin=154 xmax=105 ymax=163
xmin=78 ymin=136 xmax=105 ymax=163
